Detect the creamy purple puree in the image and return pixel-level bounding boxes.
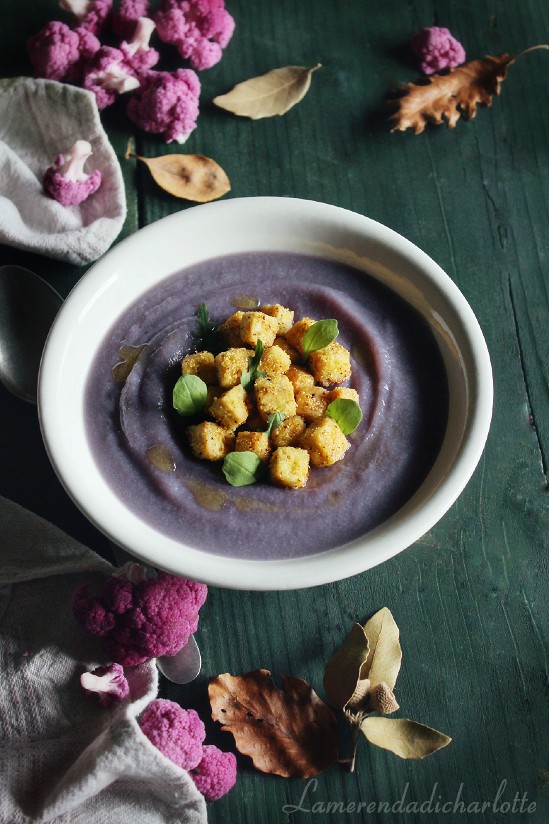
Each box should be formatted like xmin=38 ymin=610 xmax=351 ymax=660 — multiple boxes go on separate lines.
xmin=85 ymin=252 xmax=448 ymax=560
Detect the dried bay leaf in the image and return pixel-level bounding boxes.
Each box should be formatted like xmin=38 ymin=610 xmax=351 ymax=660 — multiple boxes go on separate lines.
xmin=390 ymin=45 xmax=549 ymax=133
xmin=209 ymin=669 xmax=338 ymax=778
xmin=323 ymin=623 xmax=370 ymax=710
xmin=362 ymin=607 xmax=402 ymax=690
xmin=126 ymin=143 xmax=230 ymax=202
xmin=361 ymin=717 xmax=452 ymax=759
xmin=213 ymin=64 xmax=321 ymax=119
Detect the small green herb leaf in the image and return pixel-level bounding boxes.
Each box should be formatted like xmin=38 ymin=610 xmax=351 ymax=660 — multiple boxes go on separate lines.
xmin=265 ymin=412 xmax=285 ymax=438
xmin=223 ymin=451 xmax=266 ymax=486
xmin=241 ymin=340 xmax=267 ymax=390
xmin=173 ymin=374 xmax=208 ymax=416
xmin=192 ymin=302 xmax=222 ymax=352
xmin=302 ymin=319 xmax=339 ymax=357
xmin=326 ymin=399 xmax=363 ymax=434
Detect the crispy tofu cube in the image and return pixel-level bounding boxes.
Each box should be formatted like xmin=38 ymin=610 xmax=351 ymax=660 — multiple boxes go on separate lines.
xmin=309 ymin=341 xmax=352 ymax=386
xmin=285 ymin=317 xmax=315 ymax=354
xmin=274 ymin=336 xmax=299 ymax=363
xmin=286 ymin=364 xmax=315 ymax=393
xmin=260 ymin=304 xmax=294 ymax=334
xmin=271 ymin=415 xmax=307 ymax=447
xmin=209 ymin=384 xmax=250 ymax=430
xmin=205 ymin=385 xmax=223 ymax=413
xmin=254 ymin=375 xmax=297 ymax=421
xmin=295 ymin=386 xmax=331 ymax=420
xmin=299 ymin=416 xmax=350 ymax=466
xmin=181 ymin=350 xmax=217 ymax=385
xmin=259 ymin=344 xmax=292 ymax=376
xmin=187 ymin=422 xmax=235 ymax=461
xmin=235 ymin=431 xmax=271 ymax=462
xmin=328 ymin=386 xmax=360 ymax=403
xmin=219 ymin=311 xmax=244 ymax=346
xmin=215 ymin=348 xmax=251 ymax=388
xmin=240 ymin=311 xmax=279 ymax=348
xmin=269 ymin=447 xmax=310 ymax=489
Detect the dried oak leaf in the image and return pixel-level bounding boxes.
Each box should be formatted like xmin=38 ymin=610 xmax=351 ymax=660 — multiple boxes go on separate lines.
xmin=209 ymin=669 xmax=338 ymax=778
xmin=390 ymin=45 xmax=549 ymax=133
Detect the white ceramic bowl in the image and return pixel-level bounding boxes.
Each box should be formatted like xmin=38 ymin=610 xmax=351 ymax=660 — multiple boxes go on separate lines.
xmin=39 ymin=197 xmax=492 ymax=590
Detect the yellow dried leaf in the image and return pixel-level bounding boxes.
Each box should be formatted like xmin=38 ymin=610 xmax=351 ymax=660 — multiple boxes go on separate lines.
xmin=323 ymin=623 xmax=370 ymax=710
xmin=213 ymin=64 xmax=321 ymax=119
xmin=136 ymin=153 xmax=231 ymax=202
xmin=362 ymin=607 xmax=402 ymax=691
xmin=390 ymin=45 xmax=549 ymax=133
xmin=361 ymin=716 xmax=452 ymax=759
xmin=209 ymin=669 xmax=338 ymax=778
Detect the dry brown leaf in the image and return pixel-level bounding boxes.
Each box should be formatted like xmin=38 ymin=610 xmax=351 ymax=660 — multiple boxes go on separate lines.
xmin=323 ymin=623 xmax=370 ymax=710
xmin=126 ymin=144 xmax=230 ymax=202
xmin=213 ymin=64 xmax=321 ymax=119
xmin=361 ymin=716 xmax=452 ymax=759
xmin=362 ymin=607 xmax=402 ymax=691
xmin=390 ymin=45 xmax=549 ymax=133
xmin=209 ymin=669 xmax=338 ymax=778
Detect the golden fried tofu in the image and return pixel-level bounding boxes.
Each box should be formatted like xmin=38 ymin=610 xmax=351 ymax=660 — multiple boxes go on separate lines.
xmin=309 ymin=341 xmax=352 ymax=386
xmin=295 ymin=386 xmax=331 ymax=421
xmin=181 ymin=350 xmax=217 ymax=385
xmin=219 ymin=311 xmax=244 ymax=346
xmin=270 ymin=446 xmax=310 ymax=489
xmin=328 ymin=386 xmax=360 ymax=403
xmin=273 ymin=336 xmax=299 ymax=363
xmin=215 ymin=348 xmax=251 ymax=388
xmin=240 ymin=311 xmax=279 ymax=348
xmin=285 ymin=317 xmax=315 ymax=354
xmin=270 ymin=415 xmax=307 ymax=448
xmin=205 ymin=385 xmax=223 ymax=413
xmin=187 ymin=422 xmax=235 ymax=461
xmin=299 ymin=416 xmax=350 ymax=467
xmin=254 ymin=375 xmax=297 ymax=421
xmin=235 ymin=431 xmax=271 ymax=462
xmin=260 ymin=304 xmax=294 ymax=334
xmin=259 ymin=344 xmax=292 ymax=376
xmin=286 ymin=364 xmax=315 ymax=393
xmin=209 ymin=384 xmax=250 ymax=430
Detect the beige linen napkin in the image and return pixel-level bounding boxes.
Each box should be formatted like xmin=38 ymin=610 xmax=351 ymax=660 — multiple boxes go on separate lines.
xmin=0 ymin=77 xmax=126 ymax=265
xmin=0 ymin=495 xmax=207 ymax=824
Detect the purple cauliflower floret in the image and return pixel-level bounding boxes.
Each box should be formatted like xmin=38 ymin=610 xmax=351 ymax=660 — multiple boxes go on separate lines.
xmin=80 ymin=663 xmax=130 ymax=707
xmin=410 ymin=26 xmax=466 ymax=75
xmin=191 ymin=745 xmax=237 ymax=802
xmin=43 ymin=139 xmax=102 ymax=206
xmin=112 ymin=0 xmax=152 ymax=39
xmin=83 ymin=45 xmax=140 ymax=108
xmin=72 ymin=565 xmax=208 ymax=666
xmin=138 ymin=698 xmax=206 ymax=770
xmin=120 ymin=17 xmax=160 ymax=74
xmin=27 ymin=20 xmax=100 ymax=82
xmin=59 ymin=0 xmax=113 ymax=36
xmin=126 ymin=68 xmax=200 ymax=143
xmin=154 ymin=0 xmax=235 ymax=71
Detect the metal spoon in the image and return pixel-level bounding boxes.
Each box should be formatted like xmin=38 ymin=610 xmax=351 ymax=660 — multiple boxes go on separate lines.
xmin=0 ymin=266 xmax=202 ymax=683
xmin=0 ymin=265 xmax=63 ymax=404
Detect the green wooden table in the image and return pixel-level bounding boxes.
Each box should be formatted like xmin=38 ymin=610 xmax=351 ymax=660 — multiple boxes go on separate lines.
xmin=1 ymin=1 xmax=548 ymax=821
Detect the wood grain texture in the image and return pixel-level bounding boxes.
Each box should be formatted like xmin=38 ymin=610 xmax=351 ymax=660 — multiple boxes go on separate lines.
xmin=1 ymin=0 xmax=548 ymax=821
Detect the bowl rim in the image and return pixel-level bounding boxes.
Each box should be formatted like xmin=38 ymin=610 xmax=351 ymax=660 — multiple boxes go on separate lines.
xmin=38 ymin=196 xmax=493 ymax=590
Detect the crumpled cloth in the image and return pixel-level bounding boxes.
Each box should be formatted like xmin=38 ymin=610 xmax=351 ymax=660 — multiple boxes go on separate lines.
xmin=0 ymin=496 xmax=207 ymax=824
xmin=0 ymin=77 xmax=126 ymax=265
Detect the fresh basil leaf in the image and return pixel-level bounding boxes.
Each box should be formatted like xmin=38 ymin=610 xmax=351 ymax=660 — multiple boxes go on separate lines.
xmin=222 ymin=451 xmax=265 ymax=486
xmin=173 ymin=374 xmax=208 ymax=416
xmin=302 ymin=319 xmax=339 ymax=356
xmin=265 ymin=411 xmax=285 ymax=438
xmin=326 ymin=398 xmax=363 ymax=434
xmin=241 ymin=340 xmax=267 ymax=390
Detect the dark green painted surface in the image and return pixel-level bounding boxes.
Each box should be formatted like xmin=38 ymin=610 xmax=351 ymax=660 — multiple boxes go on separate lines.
xmin=1 ymin=1 xmax=548 ymax=821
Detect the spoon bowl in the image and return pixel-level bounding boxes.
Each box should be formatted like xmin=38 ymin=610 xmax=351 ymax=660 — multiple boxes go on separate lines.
xmin=0 ymin=265 xmax=62 ymax=404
